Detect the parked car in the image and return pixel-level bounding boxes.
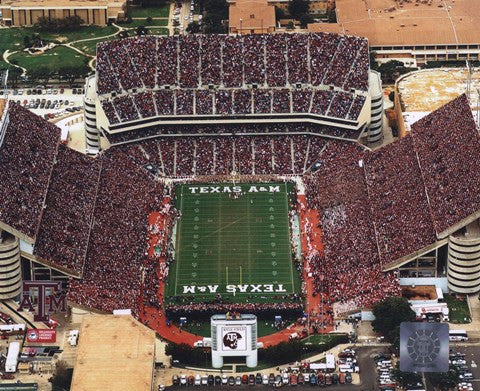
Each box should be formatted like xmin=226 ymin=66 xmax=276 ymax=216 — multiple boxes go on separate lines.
xmin=228 ymin=376 xmax=235 ymax=386
xmin=297 ymin=374 xmax=304 ymax=385
xmin=194 ymin=374 xmax=201 ymax=386
xmin=222 ymin=375 xmax=228 ymax=385
xmin=180 ymin=374 xmax=187 ymax=386
xmin=282 ymin=373 xmax=289 ymax=385
xmin=268 ymin=373 xmax=275 ymax=386
xmin=188 ymin=376 xmax=195 ymax=386
xmin=345 ymin=373 xmax=353 ymax=383
xmin=215 ymin=376 xmax=222 ymax=385
xmin=242 ymin=374 xmax=249 ymax=384
xmin=235 ymin=376 xmax=242 ymax=386
xmin=255 ymin=373 xmax=263 ymax=384
xmin=290 ymin=374 xmax=297 ymax=386
xmin=248 ymin=374 xmax=255 ymax=386
xmin=208 ymin=375 xmax=214 ymax=385
xmin=274 ymin=375 xmax=282 ymax=387
xmin=172 ymin=375 xmax=180 ymax=386
xmin=262 ymin=374 xmax=269 ymax=385
xmin=309 ymin=375 xmax=317 ymax=386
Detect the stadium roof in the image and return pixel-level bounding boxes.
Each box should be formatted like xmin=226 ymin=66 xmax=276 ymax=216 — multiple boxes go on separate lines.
xmin=308 ymin=0 xmax=480 ymax=46
xmin=71 ymin=314 xmax=155 ymax=391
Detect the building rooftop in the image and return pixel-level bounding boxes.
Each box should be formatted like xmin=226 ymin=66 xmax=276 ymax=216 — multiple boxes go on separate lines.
xmin=0 ymin=0 xmax=121 ymax=8
xmin=308 ymin=0 xmax=480 ymax=46
xmin=229 ymin=0 xmax=276 ymax=33
xmin=71 ymin=314 xmax=155 ymax=391
xmin=397 ymin=68 xmax=480 ymax=130
xmin=402 ymin=285 xmax=438 ymax=301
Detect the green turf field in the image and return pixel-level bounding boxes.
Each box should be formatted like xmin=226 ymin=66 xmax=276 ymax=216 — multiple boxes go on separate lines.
xmin=165 ymin=182 xmax=300 ymax=303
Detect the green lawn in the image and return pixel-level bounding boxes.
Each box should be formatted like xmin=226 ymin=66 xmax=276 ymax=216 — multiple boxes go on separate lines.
xmin=0 ymin=28 xmax=32 ymax=70
xmin=130 ymin=5 xmax=170 ymax=18
xmin=444 ymin=294 xmax=471 ymax=324
xmin=165 ymin=183 xmax=300 ymax=303
xmin=121 ymin=19 xmax=168 ymax=27
xmin=9 ymin=46 xmax=88 ymax=73
xmin=72 ymin=36 xmax=116 ymax=56
xmin=38 ymin=25 xmax=118 ymax=43
xmin=0 ymin=26 xmax=117 ymax=71
xmin=148 ymin=28 xmax=169 ymax=36
xmin=183 ymin=319 xmax=295 ymax=338
xmin=302 ymin=334 xmax=341 ymax=347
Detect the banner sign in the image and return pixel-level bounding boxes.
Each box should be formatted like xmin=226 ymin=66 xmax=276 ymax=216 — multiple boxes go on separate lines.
xmin=26 ymin=329 xmax=57 ymax=343
xmin=221 ymin=326 xmax=247 ymax=352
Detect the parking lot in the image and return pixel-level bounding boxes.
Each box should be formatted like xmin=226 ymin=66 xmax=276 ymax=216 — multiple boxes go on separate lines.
xmin=1 ymin=87 xmax=84 ymax=120
xmin=166 ymin=346 xmax=382 ymax=391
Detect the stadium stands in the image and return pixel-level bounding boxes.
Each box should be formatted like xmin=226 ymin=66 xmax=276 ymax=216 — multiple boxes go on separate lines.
xmin=364 ymin=136 xmax=437 ymax=265
xmin=34 ymin=145 xmax=102 ymax=276
xmin=95 ymin=33 xmax=369 ymax=124
xmin=2 ymin=93 xmax=480 ymax=321
xmin=0 ymin=103 xmax=60 ymax=240
xmin=411 ymin=94 xmax=480 ymax=237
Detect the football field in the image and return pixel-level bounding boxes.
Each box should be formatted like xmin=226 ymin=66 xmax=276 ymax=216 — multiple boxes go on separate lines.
xmin=165 ymin=182 xmax=300 ymax=303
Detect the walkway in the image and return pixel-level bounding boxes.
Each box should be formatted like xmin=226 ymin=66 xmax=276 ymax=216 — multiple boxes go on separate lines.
xmin=298 ymin=194 xmax=333 ymax=332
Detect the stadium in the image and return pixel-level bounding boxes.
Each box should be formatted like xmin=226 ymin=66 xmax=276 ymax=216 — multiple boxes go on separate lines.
xmin=1 ymin=32 xmax=480 ymax=346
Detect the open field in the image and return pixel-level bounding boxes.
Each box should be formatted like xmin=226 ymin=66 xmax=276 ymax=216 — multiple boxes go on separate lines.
xmin=9 ymin=46 xmax=88 ymax=73
xmin=130 ymin=5 xmax=170 ymax=18
xmin=165 ymin=183 xmax=300 ymax=303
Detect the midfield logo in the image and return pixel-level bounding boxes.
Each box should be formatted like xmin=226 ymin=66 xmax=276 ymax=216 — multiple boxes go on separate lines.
xmin=17 ymin=281 xmax=67 ymax=322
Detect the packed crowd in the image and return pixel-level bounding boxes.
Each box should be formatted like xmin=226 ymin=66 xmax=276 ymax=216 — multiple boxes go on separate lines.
xmin=165 ymin=299 xmax=304 ymax=320
xmin=34 ymin=145 xmax=102 ymax=275
xmin=97 ymin=33 xmax=369 ymax=95
xmin=305 ymin=144 xmax=402 ymax=309
xmin=101 ymin=88 xmax=365 ymax=125
xmin=96 ymin=33 xmax=368 ymax=123
xmin=364 ymin=136 xmax=437 ymax=264
xmin=0 ymin=102 xmax=60 ymax=239
xmin=411 ymin=94 xmax=480 ymax=235
xmin=68 ymin=149 xmax=165 ymax=314
xmin=105 ymin=123 xmax=361 ymax=145
xmin=119 ymin=134 xmax=341 ymax=177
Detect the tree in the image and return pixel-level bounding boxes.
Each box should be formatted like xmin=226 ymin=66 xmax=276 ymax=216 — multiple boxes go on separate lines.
xmin=6 ymin=67 xmax=23 ymax=88
xmin=202 ymin=14 xmax=226 ymax=34
xmin=186 ymin=21 xmax=201 ymax=34
xmin=427 ymin=365 xmax=459 ymax=391
xmin=136 ymin=25 xmax=148 ymax=35
xmin=377 ymin=60 xmax=416 ymax=83
xmin=275 ymin=6 xmax=286 ymax=20
xmin=327 ymin=7 xmax=336 ymax=23
xmin=372 ymin=296 xmax=416 ymax=351
xmin=23 ymin=35 xmax=32 ymax=49
xmin=146 ymin=16 xmax=153 ymax=24
xmin=288 ymin=0 xmax=309 ymax=19
xmin=391 ymin=368 xmax=423 ymax=389
xmin=299 ymin=13 xmax=314 ymax=28
xmin=29 ymin=66 xmax=53 ymax=87
xmin=286 ymin=21 xmax=295 ymax=30
xmin=50 ymin=360 xmax=73 ymax=391
xmin=57 ymin=65 xmax=89 ymax=88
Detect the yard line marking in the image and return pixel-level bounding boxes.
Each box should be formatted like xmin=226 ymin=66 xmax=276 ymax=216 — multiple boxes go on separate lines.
xmin=285 ymin=182 xmax=295 ymax=293
xmin=174 ymin=184 xmax=185 ymax=296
